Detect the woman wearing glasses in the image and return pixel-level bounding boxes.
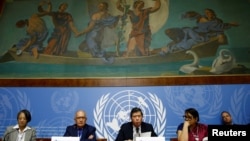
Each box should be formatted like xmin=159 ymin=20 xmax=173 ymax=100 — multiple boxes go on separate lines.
xmin=176 ymin=108 xmax=208 ymax=141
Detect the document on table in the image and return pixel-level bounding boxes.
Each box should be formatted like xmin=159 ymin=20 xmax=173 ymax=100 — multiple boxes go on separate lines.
xmin=51 ymin=136 xmax=80 ymax=141
xmin=140 ymin=132 xmax=151 ymax=137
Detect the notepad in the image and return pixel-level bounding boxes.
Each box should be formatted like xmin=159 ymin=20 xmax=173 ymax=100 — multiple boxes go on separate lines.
xmin=140 ymin=132 xmax=151 ymax=137
xmin=135 ymin=137 xmax=165 ymax=141
xmin=51 ymin=136 xmax=80 ymax=141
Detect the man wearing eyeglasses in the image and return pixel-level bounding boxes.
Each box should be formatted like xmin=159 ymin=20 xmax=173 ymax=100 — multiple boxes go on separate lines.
xmin=176 ymin=108 xmax=208 ymax=141
xmin=115 ymin=107 xmax=157 ymax=141
xmin=64 ymin=110 xmax=96 ymax=141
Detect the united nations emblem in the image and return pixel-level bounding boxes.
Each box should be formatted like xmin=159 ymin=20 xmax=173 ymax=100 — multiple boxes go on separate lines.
xmin=51 ymin=89 xmax=79 ymax=113
xmin=227 ymin=86 xmax=250 ymax=124
xmin=0 ymin=88 xmax=31 ymax=136
xmin=164 ymin=85 xmax=222 ymax=119
xmin=93 ymin=90 xmax=166 ymax=141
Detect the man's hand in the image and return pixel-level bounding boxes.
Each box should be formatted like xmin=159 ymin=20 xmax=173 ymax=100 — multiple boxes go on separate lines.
xmin=88 ymin=134 xmax=94 ymax=139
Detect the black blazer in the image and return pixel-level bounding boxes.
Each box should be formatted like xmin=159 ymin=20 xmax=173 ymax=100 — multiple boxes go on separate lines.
xmin=63 ymin=124 xmax=96 ymax=141
xmin=115 ymin=122 xmax=157 ymax=141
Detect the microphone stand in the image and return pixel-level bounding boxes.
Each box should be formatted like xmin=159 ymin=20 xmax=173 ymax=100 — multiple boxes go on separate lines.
xmin=2 ymin=128 xmax=18 ymax=141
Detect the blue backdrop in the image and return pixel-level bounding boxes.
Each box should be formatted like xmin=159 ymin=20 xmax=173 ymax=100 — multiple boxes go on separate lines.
xmin=0 ymin=84 xmax=250 ymax=141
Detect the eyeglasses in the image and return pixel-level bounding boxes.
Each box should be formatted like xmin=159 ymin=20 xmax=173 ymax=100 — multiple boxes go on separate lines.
xmin=76 ymin=116 xmax=86 ymax=120
xmin=183 ymin=115 xmax=193 ymax=120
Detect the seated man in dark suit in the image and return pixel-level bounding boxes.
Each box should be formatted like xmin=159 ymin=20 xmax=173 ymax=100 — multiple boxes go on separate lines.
xmin=115 ymin=107 xmax=157 ymax=141
xmin=64 ymin=110 xmax=96 ymax=141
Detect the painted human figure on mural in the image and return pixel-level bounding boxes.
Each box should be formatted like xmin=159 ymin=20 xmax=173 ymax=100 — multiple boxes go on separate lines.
xmin=116 ymin=0 xmax=161 ymax=57
xmin=161 ymin=8 xmax=239 ymax=54
xmin=38 ymin=0 xmax=80 ymax=56
xmin=192 ymin=8 xmax=239 ymax=44
xmin=77 ymin=2 xmax=120 ymax=63
xmin=15 ymin=13 xmax=48 ymax=59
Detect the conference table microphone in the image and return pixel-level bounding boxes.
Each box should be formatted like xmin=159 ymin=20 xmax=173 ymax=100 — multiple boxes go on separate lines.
xmin=3 ymin=128 xmax=18 ymax=141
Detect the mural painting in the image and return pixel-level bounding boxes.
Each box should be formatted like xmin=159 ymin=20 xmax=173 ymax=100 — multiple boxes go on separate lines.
xmin=0 ymin=0 xmax=250 ymax=78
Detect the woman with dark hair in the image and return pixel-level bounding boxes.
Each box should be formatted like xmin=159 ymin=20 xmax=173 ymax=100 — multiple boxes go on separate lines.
xmin=176 ymin=108 xmax=208 ymax=141
xmin=2 ymin=109 xmax=36 ymax=141
xmin=221 ymin=111 xmax=235 ymax=125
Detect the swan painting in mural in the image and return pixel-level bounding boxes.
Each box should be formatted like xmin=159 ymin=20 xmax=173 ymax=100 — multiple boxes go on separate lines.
xmin=210 ymin=49 xmax=236 ymax=74
xmin=179 ymin=50 xmax=202 ymax=74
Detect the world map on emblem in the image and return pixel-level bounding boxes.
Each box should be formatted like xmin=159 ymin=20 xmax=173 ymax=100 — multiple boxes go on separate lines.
xmin=94 ymin=90 xmax=166 ymax=140
xmin=51 ymin=90 xmax=79 ymax=113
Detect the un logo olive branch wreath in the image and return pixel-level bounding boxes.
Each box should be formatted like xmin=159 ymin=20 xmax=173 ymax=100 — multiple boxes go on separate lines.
xmin=94 ymin=92 xmax=166 ymax=140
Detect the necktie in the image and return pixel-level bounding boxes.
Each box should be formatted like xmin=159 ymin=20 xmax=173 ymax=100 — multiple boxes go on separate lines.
xmin=78 ymin=129 xmax=82 ymax=138
xmin=136 ymin=127 xmax=140 ymax=136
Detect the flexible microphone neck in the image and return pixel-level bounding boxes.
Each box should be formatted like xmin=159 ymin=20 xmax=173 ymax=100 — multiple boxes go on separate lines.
xmin=3 ymin=128 xmax=18 ymax=141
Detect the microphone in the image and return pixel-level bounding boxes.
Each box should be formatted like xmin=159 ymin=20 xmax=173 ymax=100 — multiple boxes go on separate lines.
xmin=3 ymin=128 xmax=18 ymax=141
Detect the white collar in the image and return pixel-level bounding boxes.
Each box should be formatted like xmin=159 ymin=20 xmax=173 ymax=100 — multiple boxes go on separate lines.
xmin=13 ymin=124 xmax=31 ymax=132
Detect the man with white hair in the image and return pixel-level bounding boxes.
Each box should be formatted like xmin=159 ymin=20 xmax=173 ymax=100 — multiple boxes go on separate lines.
xmin=64 ymin=110 xmax=96 ymax=141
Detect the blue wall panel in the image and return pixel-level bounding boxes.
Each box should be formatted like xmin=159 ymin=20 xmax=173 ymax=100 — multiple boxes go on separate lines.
xmin=0 ymin=85 xmax=250 ymax=141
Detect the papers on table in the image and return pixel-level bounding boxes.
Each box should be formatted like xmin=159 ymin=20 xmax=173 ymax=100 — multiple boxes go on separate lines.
xmin=51 ymin=136 xmax=80 ymax=141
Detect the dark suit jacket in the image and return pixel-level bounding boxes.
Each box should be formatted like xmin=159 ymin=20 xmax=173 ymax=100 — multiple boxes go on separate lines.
xmin=115 ymin=122 xmax=157 ymax=141
xmin=63 ymin=124 xmax=96 ymax=141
